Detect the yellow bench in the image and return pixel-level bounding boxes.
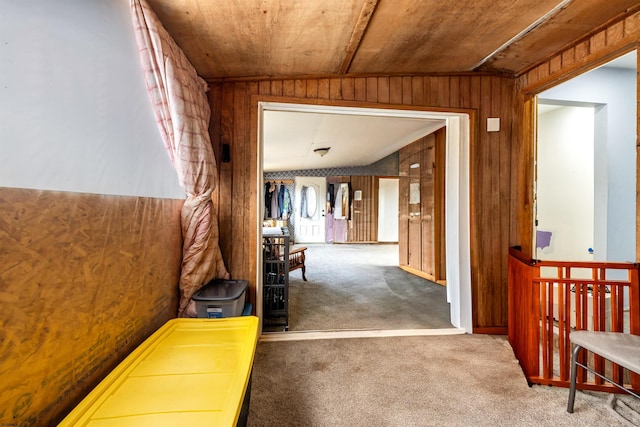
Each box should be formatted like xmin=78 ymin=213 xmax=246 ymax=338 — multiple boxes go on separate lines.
xmin=59 ymin=317 xmax=259 ymax=426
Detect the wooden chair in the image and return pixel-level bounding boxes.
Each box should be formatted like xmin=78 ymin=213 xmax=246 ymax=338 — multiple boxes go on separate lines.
xmin=287 ymin=247 xmax=307 ymax=281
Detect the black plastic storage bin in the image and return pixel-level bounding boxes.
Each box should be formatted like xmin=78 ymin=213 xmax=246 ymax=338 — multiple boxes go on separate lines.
xmin=192 ymin=279 xmax=248 ymax=318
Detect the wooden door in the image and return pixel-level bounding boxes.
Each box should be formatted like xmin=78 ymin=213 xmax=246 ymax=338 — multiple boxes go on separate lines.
xmin=294 ymin=176 xmax=326 ymax=243
xmin=408 ymin=150 xmax=422 ymax=270
xmin=398 ymin=129 xmax=446 ymax=283
xmin=421 ymin=136 xmax=436 ymax=276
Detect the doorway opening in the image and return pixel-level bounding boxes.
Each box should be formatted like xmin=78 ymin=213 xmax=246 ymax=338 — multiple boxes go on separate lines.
xmin=377 ymin=178 xmax=399 ymax=243
xmin=535 ymin=51 xmax=637 ymax=266
xmin=257 ymin=101 xmax=473 ymax=335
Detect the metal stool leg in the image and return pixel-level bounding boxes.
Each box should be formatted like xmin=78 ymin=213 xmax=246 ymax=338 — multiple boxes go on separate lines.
xmin=567 ymin=344 xmax=582 ymax=413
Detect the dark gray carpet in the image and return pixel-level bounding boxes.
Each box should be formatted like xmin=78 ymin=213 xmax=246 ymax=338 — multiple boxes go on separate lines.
xmin=281 ymin=244 xmax=452 ymax=332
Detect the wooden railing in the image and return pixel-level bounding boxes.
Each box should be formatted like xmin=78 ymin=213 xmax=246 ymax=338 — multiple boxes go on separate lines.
xmin=508 ymin=247 xmax=640 ymax=392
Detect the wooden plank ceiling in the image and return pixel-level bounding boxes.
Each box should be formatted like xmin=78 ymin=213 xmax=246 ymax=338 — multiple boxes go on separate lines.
xmin=147 ymin=0 xmax=639 ymax=79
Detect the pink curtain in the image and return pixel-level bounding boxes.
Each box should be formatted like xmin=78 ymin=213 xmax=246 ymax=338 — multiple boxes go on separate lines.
xmin=130 ymin=0 xmax=229 ymax=317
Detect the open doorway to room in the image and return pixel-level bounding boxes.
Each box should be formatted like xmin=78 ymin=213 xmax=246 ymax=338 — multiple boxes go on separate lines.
xmin=535 ymin=51 xmax=637 ymax=265
xmin=257 ymin=102 xmax=473 ymax=335
xmin=377 ymin=177 xmax=399 ymax=243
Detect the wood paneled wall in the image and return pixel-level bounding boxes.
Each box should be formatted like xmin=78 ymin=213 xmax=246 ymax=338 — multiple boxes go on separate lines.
xmin=348 ymin=176 xmax=378 ymax=242
xmin=208 ymin=74 xmax=517 ymax=332
xmin=0 ymin=188 xmax=182 ymax=426
xmin=515 ymin=9 xmax=640 ymax=262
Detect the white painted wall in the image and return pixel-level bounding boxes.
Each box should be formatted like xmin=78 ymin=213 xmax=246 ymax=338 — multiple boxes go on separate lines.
xmin=537 ymin=106 xmax=595 ymax=261
xmin=377 ymin=178 xmax=399 ymax=242
xmin=539 ymin=63 xmax=636 ymax=262
xmin=0 ymin=0 xmax=184 ymax=199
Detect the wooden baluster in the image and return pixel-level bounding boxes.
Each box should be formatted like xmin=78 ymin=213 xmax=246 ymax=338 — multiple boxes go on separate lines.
xmin=630 ymin=266 xmax=640 ymax=390
xmin=610 ymin=284 xmax=620 ymax=332
xmin=541 ymin=280 xmax=549 ymax=380
xmin=547 ymin=279 xmax=555 ymax=380
xmin=611 ymin=279 xmax=624 ymax=385
xmin=563 ymin=280 xmax=572 ymax=381
xmin=599 ymin=268 xmax=606 ymax=332
xmin=558 ymin=279 xmax=567 ymax=381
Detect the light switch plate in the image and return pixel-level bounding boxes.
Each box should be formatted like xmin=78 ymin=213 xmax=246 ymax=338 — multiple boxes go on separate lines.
xmin=487 ymin=117 xmax=500 ymax=132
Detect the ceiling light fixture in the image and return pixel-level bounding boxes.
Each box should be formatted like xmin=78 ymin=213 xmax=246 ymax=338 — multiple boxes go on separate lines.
xmin=313 ymin=147 xmax=331 ymax=157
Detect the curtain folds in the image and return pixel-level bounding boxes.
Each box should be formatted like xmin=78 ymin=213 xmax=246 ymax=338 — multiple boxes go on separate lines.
xmin=130 ymin=0 xmax=229 ymax=317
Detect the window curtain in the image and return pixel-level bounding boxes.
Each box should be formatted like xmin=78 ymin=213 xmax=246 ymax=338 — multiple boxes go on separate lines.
xmin=130 ymin=0 xmax=229 ymax=317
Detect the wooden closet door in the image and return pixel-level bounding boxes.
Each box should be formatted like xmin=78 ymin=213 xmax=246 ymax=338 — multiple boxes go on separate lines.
xmin=398 ymin=157 xmax=410 ymax=266
xmin=407 ymin=150 xmax=422 ymax=271
xmin=399 ymin=131 xmax=445 ymax=281
xmin=421 ymin=135 xmax=436 ymax=276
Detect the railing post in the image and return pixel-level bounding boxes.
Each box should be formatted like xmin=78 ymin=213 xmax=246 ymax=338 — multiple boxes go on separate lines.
xmin=508 ymin=248 xmax=539 ymax=379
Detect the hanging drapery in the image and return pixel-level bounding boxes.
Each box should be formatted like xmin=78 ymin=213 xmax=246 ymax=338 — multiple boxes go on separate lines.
xmin=130 ymin=0 xmax=229 ymax=317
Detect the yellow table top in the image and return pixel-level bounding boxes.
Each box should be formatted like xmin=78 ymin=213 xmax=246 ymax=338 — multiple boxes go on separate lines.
xmin=59 ymin=317 xmax=259 ymax=427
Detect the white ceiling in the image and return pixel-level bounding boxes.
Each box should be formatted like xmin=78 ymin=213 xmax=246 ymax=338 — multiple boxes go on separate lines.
xmin=263 ymin=110 xmax=445 ymax=172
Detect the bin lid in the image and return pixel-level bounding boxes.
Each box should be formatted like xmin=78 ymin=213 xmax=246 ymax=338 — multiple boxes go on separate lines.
xmin=58 ymin=317 xmax=259 ymax=427
xmin=192 ymin=279 xmax=248 ymax=301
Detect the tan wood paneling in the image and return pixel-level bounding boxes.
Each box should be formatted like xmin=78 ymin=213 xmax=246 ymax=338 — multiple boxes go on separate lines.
xmin=421 ymin=134 xmax=436 ymax=276
xmin=212 ymin=74 xmax=515 ymax=331
xmin=217 ymin=86 xmax=235 ymax=271
xmin=232 ymin=83 xmax=248 ymax=277
xmin=408 ymin=220 xmax=422 ymax=270
xmin=0 ymin=188 xmax=182 ymax=426
xmin=355 ymin=0 xmax=596 ymax=74
xmin=434 ymin=127 xmax=447 ymax=281
xmin=348 ymin=176 xmax=378 ymax=242
xmin=479 ymin=1 xmax=640 ymax=73
xmin=520 ymin=10 xmax=640 ymax=92
xmin=148 ymin=0 xmax=364 ymax=78
xmin=148 ymin=0 xmax=638 ymax=78
xmin=407 ymin=147 xmax=422 ymax=271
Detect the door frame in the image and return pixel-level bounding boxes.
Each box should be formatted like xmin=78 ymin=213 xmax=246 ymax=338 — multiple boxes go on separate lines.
xmin=377 ymin=177 xmax=399 ymax=242
xmin=256 ymin=99 xmax=474 ymax=334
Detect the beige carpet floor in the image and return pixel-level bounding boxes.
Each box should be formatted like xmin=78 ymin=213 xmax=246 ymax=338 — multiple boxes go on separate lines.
xmin=254 ymin=243 xmax=639 ymax=425
xmin=247 ymin=334 xmax=639 ymax=426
